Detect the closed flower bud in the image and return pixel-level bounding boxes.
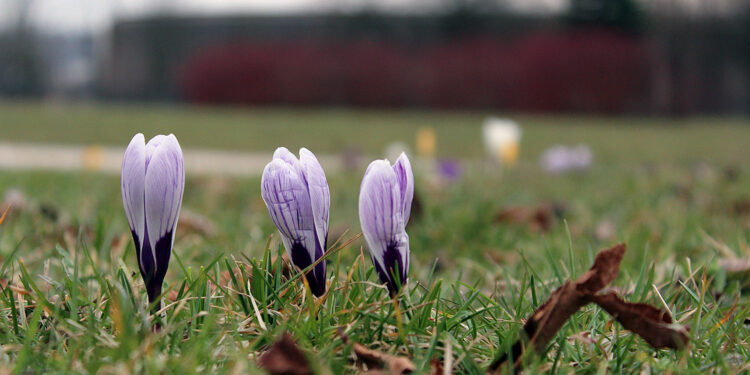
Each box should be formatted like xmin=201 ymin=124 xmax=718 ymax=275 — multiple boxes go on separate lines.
xmin=359 ymin=153 xmax=414 ymax=295
xmin=121 ymin=133 xmax=185 ymax=308
xmin=261 ymin=147 xmax=330 ymax=297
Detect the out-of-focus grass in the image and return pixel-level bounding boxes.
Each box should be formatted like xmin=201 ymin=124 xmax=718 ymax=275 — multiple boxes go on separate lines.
xmin=0 ymin=102 xmax=749 ymax=373
xmin=1 ymin=100 xmax=749 ymax=164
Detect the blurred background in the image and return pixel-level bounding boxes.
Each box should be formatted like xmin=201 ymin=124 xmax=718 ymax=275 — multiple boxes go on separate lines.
xmin=1 ymin=0 xmax=749 ymax=115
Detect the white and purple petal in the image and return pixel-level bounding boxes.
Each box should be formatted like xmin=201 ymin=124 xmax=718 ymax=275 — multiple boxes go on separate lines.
xmin=299 ymin=148 xmax=330 ymax=254
xmin=144 ymin=134 xmax=184 ymax=278
xmin=359 ymin=157 xmax=412 ymax=295
xmin=392 ymin=152 xmax=414 ymax=224
xmin=121 ymin=133 xmax=184 ymax=304
xmin=261 ymin=148 xmax=329 ymax=297
xmin=121 ymin=133 xmax=146 ymax=271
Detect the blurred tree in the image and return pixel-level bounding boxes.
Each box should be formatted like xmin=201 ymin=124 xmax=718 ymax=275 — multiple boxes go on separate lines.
xmin=439 ymin=0 xmax=487 ymax=37
xmin=0 ymin=0 xmax=43 ymax=96
xmin=564 ymin=0 xmax=644 ymax=33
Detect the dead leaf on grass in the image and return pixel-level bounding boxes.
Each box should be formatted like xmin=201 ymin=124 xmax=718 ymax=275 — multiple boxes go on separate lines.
xmin=592 ymin=292 xmax=688 ymax=349
xmin=257 ymin=333 xmax=313 ymax=375
xmin=487 ymin=243 xmax=688 ymax=374
xmin=339 ymin=328 xmax=415 ymax=374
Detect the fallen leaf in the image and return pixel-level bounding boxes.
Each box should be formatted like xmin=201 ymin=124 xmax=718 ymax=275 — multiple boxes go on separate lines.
xmin=487 ymin=243 xmax=688 ymax=374
xmin=167 ymin=284 xmax=191 ymax=302
xmin=592 ymin=292 xmax=688 ymax=349
xmin=352 ymin=343 xmax=415 ymax=374
xmin=731 ymin=199 xmax=750 ymax=216
xmin=429 ymin=358 xmax=444 ymax=375
xmin=575 ymin=243 xmax=625 ymax=294
xmin=257 ymin=333 xmax=312 ymax=375
xmin=340 ymin=328 xmax=415 ymax=374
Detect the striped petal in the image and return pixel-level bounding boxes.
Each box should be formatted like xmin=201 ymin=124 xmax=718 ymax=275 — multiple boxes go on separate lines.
xmin=261 ymin=155 xmax=326 ymax=296
xmin=392 ymin=152 xmax=414 ymax=225
xmin=299 ymin=148 xmax=330 ymax=255
xmin=121 ymin=133 xmax=146 ymax=270
xmin=144 ymin=134 xmax=185 ymax=279
xmin=273 ymin=146 xmax=299 ymax=166
xmin=359 ymin=159 xmax=410 ymax=294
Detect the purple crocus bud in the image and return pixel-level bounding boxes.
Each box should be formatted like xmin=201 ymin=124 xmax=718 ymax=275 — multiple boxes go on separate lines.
xmin=359 ymin=153 xmax=413 ymax=295
xmin=121 ymin=133 xmax=185 ymax=308
xmin=261 ymin=147 xmax=330 ymax=297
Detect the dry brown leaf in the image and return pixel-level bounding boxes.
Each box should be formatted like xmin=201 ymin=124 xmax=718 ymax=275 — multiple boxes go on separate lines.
xmin=257 ymin=333 xmax=312 ymax=375
xmin=429 ymin=358 xmax=444 ymax=375
xmin=575 ymin=243 xmax=625 ymax=294
xmin=167 ymin=284 xmax=191 ymax=302
xmin=487 ymin=243 xmax=688 ymax=374
xmin=732 ymin=199 xmax=750 ymax=216
xmin=339 ymin=328 xmax=415 ymax=374
xmin=352 ymin=343 xmax=415 ymax=374
xmin=592 ymin=292 xmax=688 ymax=349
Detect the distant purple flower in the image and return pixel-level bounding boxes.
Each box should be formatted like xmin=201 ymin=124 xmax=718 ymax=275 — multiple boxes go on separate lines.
xmin=438 ymin=159 xmax=462 ymax=181
xmin=261 ymin=147 xmax=330 ymax=297
xmin=359 ymin=153 xmax=413 ymax=295
xmin=121 ymin=133 xmax=185 ymax=307
xmin=540 ymin=144 xmax=593 ymax=174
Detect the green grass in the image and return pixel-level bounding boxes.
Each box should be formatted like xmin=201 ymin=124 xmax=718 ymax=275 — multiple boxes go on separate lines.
xmin=1 ymin=100 xmax=750 ymax=163
xmin=0 ymin=102 xmax=749 ymax=373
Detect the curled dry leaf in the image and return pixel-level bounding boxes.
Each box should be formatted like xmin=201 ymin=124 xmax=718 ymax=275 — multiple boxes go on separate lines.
xmin=591 ymin=292 xmax=689 ymax=349
xmin=575 ymin=243 xmax=625 ymax=294
xmin=353 ymin=343 xmax=415 ymax=375
xmin=487 ymin=243 xmax=688 ymax=374
xmin=340 ymin=328 xmax=415 ymax=374
xmin=257 ymin=333 xmax=313 ymax=375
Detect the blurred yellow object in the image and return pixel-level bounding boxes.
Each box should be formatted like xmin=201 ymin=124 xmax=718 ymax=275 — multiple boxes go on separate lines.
xmin=482 ymin=117 xmax=521 ymax=166
xmin=500 ymin=142 xmax=519 ymax=165
xmin=416 ymin=127 xmax=436 ymax=158
xmin=82 ymin=146 xmax=104 ymax=170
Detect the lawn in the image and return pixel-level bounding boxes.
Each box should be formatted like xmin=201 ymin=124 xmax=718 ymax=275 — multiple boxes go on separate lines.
xmin=0 ymin=101 xmax=749 ymax=373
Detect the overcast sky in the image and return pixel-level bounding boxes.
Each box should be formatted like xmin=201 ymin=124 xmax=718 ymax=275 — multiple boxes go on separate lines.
xmin=0 ymin=0 xmax=743 ymax=34
xmin=1 ymin=0 xmax=569 ymax=33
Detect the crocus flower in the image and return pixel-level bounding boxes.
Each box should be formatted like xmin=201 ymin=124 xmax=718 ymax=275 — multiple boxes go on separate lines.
xmin=540 ymin=144 xmax=593 ymax=174
xmin=121 ymin=133 xmax=185 ymax=307
xmin=261 ymin=147 xmax=330 ymax=297
xmin=482 ymin=117 xmax=521 ymax=165
xmin=359 ymin=153 xmax=413 ymax=295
